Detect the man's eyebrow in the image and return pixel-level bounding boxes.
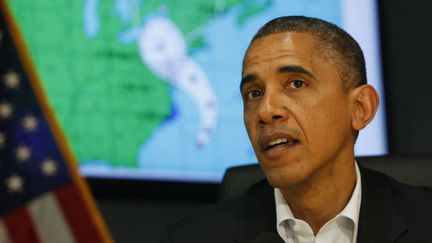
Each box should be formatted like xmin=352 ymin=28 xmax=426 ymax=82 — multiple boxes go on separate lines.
xmin=239 ymin=65 xmax=315 ymax=91
xmin=278 ymin=65 xmax=315 ymax=78
xmin=240 ymin=73 xmax=257 ymax=91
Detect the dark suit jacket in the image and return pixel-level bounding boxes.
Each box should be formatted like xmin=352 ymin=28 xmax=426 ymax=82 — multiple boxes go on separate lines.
xmin=160 ymin=167 xmax=432 ymax=243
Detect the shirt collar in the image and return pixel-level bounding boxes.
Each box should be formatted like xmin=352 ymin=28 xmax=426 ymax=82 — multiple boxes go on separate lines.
xmin=274 ymin=162 xmax=362 ymax=239
xmin=340 ymin=162 xmax=362 ymax=241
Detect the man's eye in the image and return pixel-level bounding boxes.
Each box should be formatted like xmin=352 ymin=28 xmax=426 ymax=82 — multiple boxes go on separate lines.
xmin=246 ymin=90 xmax=262 ymax=99
xmin=289 ymin=80 xmax=305 ymax=89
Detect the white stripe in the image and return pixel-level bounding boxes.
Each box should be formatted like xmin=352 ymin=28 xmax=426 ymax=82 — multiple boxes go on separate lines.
xmin=0 ymin=220 xmax=12 ymax=243
xmin=28 ymin=192 xmax=76 ymax=243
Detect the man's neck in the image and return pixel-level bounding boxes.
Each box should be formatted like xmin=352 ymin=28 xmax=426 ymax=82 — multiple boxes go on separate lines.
xmin=279 ymin=160 xmax=357 ymax=234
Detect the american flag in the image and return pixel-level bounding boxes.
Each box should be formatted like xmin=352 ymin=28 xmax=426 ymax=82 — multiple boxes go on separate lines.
xmin=0 ymin=1 xmax=113 ymax=243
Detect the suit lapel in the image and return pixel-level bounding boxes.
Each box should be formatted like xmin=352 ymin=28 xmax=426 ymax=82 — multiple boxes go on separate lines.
xmin=357 ymin=166 xmax=407 ymax=243
xmin=233 ymin=180 xmax=284 ymax=243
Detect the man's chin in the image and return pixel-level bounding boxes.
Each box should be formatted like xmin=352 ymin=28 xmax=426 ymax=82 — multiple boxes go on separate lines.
xmin=258 ymin=156 xmax=306 ymax=188
xmin=262 ymin=167 xmax=305 ymax=189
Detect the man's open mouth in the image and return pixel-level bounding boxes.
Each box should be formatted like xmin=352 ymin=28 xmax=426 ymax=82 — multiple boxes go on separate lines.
xmin=264 ymin=136 xmax=300 ymax=151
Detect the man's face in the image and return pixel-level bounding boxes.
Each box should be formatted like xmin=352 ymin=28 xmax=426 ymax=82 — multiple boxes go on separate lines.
xmin=241 ymin=32 xmax=357 ymax=189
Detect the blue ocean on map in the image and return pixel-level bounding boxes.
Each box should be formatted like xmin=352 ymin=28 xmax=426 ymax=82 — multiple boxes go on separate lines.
xmin=136 ymin=0 xmax=341 ymax=181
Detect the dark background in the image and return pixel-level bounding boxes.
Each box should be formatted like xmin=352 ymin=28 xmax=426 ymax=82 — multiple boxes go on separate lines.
xmin=92 ymin=1 xmax=432 ymax=242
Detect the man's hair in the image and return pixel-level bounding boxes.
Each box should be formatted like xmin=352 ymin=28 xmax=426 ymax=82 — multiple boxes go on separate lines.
xmin=248 ymin=16 xmax=367 ymax=89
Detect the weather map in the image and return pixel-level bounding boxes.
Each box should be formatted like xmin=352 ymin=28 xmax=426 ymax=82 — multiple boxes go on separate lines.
xmin=7 ymin=0 xmax=386 ymax=181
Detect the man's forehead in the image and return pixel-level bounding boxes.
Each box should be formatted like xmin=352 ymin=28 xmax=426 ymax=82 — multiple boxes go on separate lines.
xmin=239 ymin=32 xmax=344 ymax=91
xmin=246 ymin=31 xmax=319 ymax=52
xmin=242 ymin=32 xmax=319 ymax=70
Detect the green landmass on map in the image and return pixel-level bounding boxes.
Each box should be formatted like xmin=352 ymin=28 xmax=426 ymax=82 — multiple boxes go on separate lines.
xmin=7 ymin=0 xmax=272 ymax=168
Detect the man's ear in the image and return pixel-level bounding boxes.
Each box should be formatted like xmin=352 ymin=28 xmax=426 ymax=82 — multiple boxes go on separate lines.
xmin=350 ymin=84 xmax=379 ymax=131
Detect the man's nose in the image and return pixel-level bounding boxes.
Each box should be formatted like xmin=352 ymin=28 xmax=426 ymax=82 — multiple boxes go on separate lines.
xmin=257 ymin=91 xmax=288 ymax=124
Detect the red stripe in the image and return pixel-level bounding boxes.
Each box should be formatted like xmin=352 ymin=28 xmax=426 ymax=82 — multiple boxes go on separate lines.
xmin=3 ymin=206 xmax=42 ymax=243
xmin=55 ymin=184 xmax=104 ymax=243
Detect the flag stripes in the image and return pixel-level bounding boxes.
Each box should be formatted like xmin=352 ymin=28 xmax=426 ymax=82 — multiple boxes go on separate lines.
xmin=2 ymin=207 xmax=41 ymax=243
xmin=55 ymin=185 xmax=105 ymax=243
xmin=0 ymin=221 xmax=12 ymax=243
xmin=28 ymin=192 xmax=75 ymax=243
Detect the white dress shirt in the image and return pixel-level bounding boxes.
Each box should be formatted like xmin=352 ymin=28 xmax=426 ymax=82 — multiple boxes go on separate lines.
xmin=274 ymin=163 xmax=362 ymax=243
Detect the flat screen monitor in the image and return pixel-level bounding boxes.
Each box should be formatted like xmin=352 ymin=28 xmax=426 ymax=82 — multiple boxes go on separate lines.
xmin=8 ymin=0 xmax=387 ymax=183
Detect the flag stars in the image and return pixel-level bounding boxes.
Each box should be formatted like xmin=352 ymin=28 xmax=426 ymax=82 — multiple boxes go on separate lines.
xmin=6 ymin=174 xmax=24 ymax=193
xmin=15 ymin=145 xmax=31 ymax=162
xmin=41 ymin=158 xmax=57 ymax=176
xmin=22 ymin=114 xmax=38 ymax=132
xmin=3 ymin=71 xmax=20 ymax=90
xmin=0 ymin=102 xmax=13 ymax=119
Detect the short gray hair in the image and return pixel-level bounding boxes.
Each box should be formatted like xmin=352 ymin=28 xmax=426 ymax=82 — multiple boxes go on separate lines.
xmin=247 ymin=16 xmax=367 ymax=89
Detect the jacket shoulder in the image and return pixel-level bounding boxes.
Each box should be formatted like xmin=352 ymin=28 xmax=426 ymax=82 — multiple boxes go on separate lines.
xmin=161 ymin=180 xmax=274 ymax=243
xmin=362 ymin=166 xmax=432 ymax=205
xmin=360 ymin=166 xmax=432 ymax=239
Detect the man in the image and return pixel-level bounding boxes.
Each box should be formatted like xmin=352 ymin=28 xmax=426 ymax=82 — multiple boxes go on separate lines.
xmin=160 ymin=16 xmax=432 ymax=243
